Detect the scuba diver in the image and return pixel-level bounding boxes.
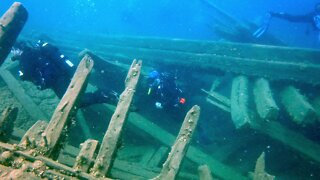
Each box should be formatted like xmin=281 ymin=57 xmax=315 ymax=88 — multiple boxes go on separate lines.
xmin=253 ymin=3 xmax=320 ymax=39
xmin=147 ymin=70 xmax=186 ymax=110
xmin=11 ymin=40 xmax=119 ymax=108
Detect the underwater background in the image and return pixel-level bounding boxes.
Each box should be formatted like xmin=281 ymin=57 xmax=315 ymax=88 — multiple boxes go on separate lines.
xmin=1 ymin=0 xmax=320 ymax=48
xmin=1 ymin=0 xmax=320 ymax=179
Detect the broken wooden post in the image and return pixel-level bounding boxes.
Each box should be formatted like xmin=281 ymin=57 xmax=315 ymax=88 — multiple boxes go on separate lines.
xmin=73 ymin=139 xmax=98 ymax=173
xmin=0 ymin=2 xmax=28 ymax=66
xmin=231 ymin=76 xmax=250 ymax=128
xmin=198 ymin=164 xmax=214 ymax=180
xmin=201 ymin=88 xmax=231 ymax=112
xmin=0 ymin=107 xmax=18 ymax=141
xmin=252 ymin=152 xmax=275 ymax=180
xmin=280 ymin=86 xmax=317 ymax=125
xmin=153 ymin=105 xmax=200 ymax=180
xmin=19 ymin=120 xmax=48 ymax=149
xmin=41 ymin=55 xmax=94 ymax=157
xmin=253 ymin=78 xmax=279 ymax=121
xmin=91 ymin=60 xmax=142 ymax=177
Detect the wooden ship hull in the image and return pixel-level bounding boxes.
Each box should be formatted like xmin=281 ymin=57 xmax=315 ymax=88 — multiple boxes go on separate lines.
xmin=1 ymin=2 xmax=320 ymax=180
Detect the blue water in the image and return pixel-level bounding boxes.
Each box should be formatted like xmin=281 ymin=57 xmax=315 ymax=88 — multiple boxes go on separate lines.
xmin=1 ymin=0 xmax=320 ymax=47
xmin=1 ymin=1 xmax=320 ymax=179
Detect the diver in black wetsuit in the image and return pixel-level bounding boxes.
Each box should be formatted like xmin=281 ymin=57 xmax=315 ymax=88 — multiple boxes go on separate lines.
xmin=147 ymin=70 xmax=186 ymax=110
xmin=11 ymin=40 xmax=119 ymax=108
xmin=253 ymin=3 xmax=320 ymax=39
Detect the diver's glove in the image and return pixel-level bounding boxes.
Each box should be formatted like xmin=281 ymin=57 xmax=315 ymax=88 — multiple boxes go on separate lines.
xmin=253 ymin=12 xmax=272 ymax=38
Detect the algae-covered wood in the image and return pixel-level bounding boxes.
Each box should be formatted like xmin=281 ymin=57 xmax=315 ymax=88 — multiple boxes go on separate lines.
xmin=42 ymin=55 xmax=94 ymax=156
xmin=0 ymin=2 xmax=28 ymax=66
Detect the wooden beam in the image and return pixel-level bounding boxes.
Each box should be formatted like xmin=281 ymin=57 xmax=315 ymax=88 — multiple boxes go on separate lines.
xmin=198 ymin=164 xmax=214 ymax=180
xmin=280 ymin=86 xmax=317 ymax=125
xmin=252 ymin=152 xmax=275 ymax=180
xmin=91 ymin=60 xmax=142 ymax=177
xmin=253 ymin=78 xmax=279 ymax=121
xmin=42 ymin=55 xmax=94 ymax=156
xmin=0 ymin=107 xmax=18 ymax=141
xmin=19 ymin=120 xmax=47 ymax=149
xmin=0 ymin=68 xmax=49 ymax=121
xmin=147 ymin=146 xmax=169 ymax=168
xmin=231 ymin=76 xmax=250 ymax=128
xmin=202 ymin=90 xmax=320 ymax=164
xmin=154 ymin=105 xmax=200 ymax=180
xmin=73 ymin=139 xmax=98 ymax=173
xmin=0 ymin=2 xmax=28 ymax=66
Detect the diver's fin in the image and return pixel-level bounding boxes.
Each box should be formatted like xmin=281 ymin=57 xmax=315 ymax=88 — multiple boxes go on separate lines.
xmin=253 ymin=13 xmax=272 ymax=38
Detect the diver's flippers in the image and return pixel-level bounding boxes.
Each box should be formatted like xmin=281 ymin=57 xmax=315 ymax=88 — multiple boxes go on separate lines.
xmin=253 ymin=13 xmax=272 ymax=38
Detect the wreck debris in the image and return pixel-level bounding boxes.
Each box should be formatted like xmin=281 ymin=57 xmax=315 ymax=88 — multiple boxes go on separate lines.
xmin=253 ymin=78 xmax=279 ymax=121
xmin=91 ymin=60 xmax=142 ymax=177
xmin=0 ymin=107 xmax=18 ymax=141
xmin=253 ymin=152 xmax=275 ymax=180
xmin=231 ymin=76 xmax=250 ymax=128
xmin=73 ymin=139 xmax=98 ymax=173
xmin=0 ymin=2 xmax=28 ymax=66
xmin=41 ymin=55 xmax=94 ymax=156
xmin=198 ymin=164 xmax=214 ymax=180
xmin=280 ymin=86 xmax=317 ymax=125
xmin=153 ymin=105 xmax=200 ymax=180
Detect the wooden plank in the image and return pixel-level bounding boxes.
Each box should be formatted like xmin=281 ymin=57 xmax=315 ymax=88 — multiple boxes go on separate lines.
xmin=42 ymin=55 xmax=94 ymax=157
xmin=116 ymin=107 xmax=248 ymax=180
xmin=0 ymin=68 xmax=49 ymax=121
xmin=253 ymin=78 xmax=279 ymax=121
xmin=202 ymin=89 xmax=231 ymax=112
xmin=231 ymin=76 xmax=250 ymax=128
xmin=252 ymin=152 xmax=275 ymax=180
xmin=0 ymin=2 xmax=28 ymax=66
xmin=154 ymin=105 xmax=200 ymax=180
xmin=198 ymin=90 xmax=320 ymax=164
xmin=91 ymin=60 xmax=142 ymax=177
xmin=139 ymin=147 xmax=157 ymax=167
xmin=198 ymin=164 xmax=214 ymax=180
xmin=280 ymin=86 xmax=317 ymax=125
xmin=147 ymin=146 xmax=169 ymax=168
xmin=19 ymin=120 xmax=47 ymax=148
xmin=22 ymin=35 xmax=320 ymax=85
xmin=0 ymin=142 xmax=112 ymax=180
xmin=0 ymin=107 xmax=18 ymax=141
xmin=73 ymin=139 xmax=98 ymax=173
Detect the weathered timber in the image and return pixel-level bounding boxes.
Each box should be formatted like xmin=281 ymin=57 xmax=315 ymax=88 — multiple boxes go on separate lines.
xmin=0 ymin=2 xmax=28 ymax=66
xmin=0 ymin=142 xmax=111 ymax=180
xmin=231 ymin=76 xmax=250 ymax=128
xmin=205 ymin=90 xmax=320 ymax=163
xmin=147 ymin=146 xmax=169 ymax=168
xmin=201 ymin=88 xmax=231 ymax=112
xmin=22 ymin=34 xmax=320 ymax=85
xmin=103 ymin=105 xmax=247 ymax=180
xmin=73 ymin=139 xmax=98 ymax=173
xmin=19 ymin=120 xmax=47 ymax=148
xmin=0 ymin=107 xmax=18 ymax=141
xmin=0 ymin=67 xmax=49 ymax=121
xmin=42 ymin=55 xmax=94 ymax=156
xmin=253 ymin=78 xmax=279 ymax=121
xmin=198 ymin=164 xmax=214 ymax=180
xmin=153 ymin=105 xmax=200 ymax=180
xmin=280 ymin=86 xmax=317 ymax=125
xmin=78 ymin=45 xmax=320 ymax=85
xmin=91 ymin=60 xmax=142 ymax=177
xmin=139 ymin=147 xmax=157 ymax=167
xmin=252 ymin=152 xmax=275 ymax=180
